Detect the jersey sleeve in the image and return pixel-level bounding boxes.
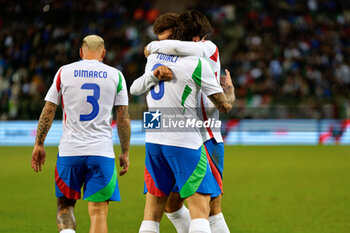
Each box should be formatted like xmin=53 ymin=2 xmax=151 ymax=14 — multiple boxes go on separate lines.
xmin=199 ymin=58 xmax=223 ymax=97
xmin=201 ymin=41 xmax=218 ymax=58
xmin=130 ymin=71 xmax=159 ymax=96
xmin=45 ymin=67 xmax=63 ymax=105
xmin=202 ymin=41 xmax=221 ymax=79
xmin=147 ymin=40 xmax=205 ymax=57
xmin=115 ymin=71 xmax=129 ymax=106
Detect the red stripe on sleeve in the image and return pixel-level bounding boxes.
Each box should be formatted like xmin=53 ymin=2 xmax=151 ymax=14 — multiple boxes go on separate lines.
xmin=61 ymin=96 xmax=66 ymax=124
xmin=56 ymin=68 xmax=63 ymax=93
xmin=210 ymin=47 xmax=218 ymax=62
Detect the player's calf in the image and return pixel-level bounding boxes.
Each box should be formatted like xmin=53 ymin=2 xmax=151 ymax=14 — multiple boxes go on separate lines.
xmin=139 ymin=193 xmax=168 ymax=233
xmin=88 ymin=201 xmax=108 ymax=233
xmin=209 ymin=194 xmax=222 ymax=216
xmin=57 ymin=197 xmax=77 ymax=232
xmin=164 ymin=192 xmax=184 ymax=213
xmin=187 ymin=193 xmax=210 ymax=219
xmin=186 ymin=193 xmax=211 ymax=233
xmin=143 ymin=193 xmax=168 ymax=222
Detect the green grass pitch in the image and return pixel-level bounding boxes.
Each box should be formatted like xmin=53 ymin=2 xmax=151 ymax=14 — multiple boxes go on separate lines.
xmin=0 ymin=145 xmax=350 ymax=233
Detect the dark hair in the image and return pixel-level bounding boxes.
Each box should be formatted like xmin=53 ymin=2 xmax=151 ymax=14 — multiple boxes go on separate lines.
xmin=173 ymin=10 xmax=212 ymax=41
xmin=153 ymin=13 xmax=179 ymax=35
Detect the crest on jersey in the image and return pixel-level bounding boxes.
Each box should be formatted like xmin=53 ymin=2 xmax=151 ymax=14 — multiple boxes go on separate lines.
xmin=143 ymin=110 xmax=161 ymax=129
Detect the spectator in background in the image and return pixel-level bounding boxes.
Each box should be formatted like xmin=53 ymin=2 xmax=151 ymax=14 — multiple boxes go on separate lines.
xmin=1 ymin=0 xmax=350 ymax=119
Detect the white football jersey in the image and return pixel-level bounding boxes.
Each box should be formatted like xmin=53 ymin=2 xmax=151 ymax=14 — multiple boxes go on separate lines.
xmin=143 ymin=53 xmax=223 ymax=149
xmin=147 ymin=40 xmax=223 ymax=143
xmin=45 ymin=59 xmax=128 ymax=158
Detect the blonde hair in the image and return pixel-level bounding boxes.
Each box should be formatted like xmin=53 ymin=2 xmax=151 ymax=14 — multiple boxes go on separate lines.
xmin=82 ymin=35 xmax=105 ymax=51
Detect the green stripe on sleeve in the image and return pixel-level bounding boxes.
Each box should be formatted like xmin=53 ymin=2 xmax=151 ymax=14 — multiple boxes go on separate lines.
xmin=117 ymin=73 xmax=123 ymax=94
xmin=179 ymin=145 xmax=207 ymax=198
xmin=181 ymin=85 xmax=192 ymax=114
xmin=207 ymin=59 xmax=215 ymax=75
xmin=192 ymin=58 xmax=202 ymax=87
xmin=84 ymin=166 xmax=117 ymax=202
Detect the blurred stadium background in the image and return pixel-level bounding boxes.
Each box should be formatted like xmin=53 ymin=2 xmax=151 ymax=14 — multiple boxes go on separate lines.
xmin=1 ymin=0 xmax=350 ymax=144
xmin=0 ymin=0 xmax=350 ymax=232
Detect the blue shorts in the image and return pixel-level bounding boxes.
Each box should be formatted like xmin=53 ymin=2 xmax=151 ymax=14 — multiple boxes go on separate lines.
xmin=55 ymin=155 xmax=120 ymax=202
xmin=204 ymin=138 xmax=224 ymax=195
xmin=144 ymin=143 xmax=221 ymax=198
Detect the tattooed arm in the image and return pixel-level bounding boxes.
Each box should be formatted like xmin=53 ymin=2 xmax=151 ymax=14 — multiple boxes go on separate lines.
xmin=115 ymin=105 xmax=131 ymax=176
xmin=208 ymin=93 xmax=233 ymax=114
xmin=220 ymin=69 xmax=235 ymax=106
xmin=31 ymin=101 xmax=58 ymax=172
xmin=208 ymin=69 xmax=235 ymax=114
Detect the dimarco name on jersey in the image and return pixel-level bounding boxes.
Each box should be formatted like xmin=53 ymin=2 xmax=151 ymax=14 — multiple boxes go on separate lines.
xmin=74 ymin=69 xmax=108 ymax=79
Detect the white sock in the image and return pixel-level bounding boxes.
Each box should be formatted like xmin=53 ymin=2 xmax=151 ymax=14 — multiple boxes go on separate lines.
xmin=189 ymin=218 xmax=211 ymax=233
xmin=139 ymin=220 xmax=160 ymax=233
xmin=59 ymin=230 xmax=75 ymax=233
xmin=209 ymin=213 xmax=230 ymax=233
xmin=165 ymin=205 xmax=191 ymax=233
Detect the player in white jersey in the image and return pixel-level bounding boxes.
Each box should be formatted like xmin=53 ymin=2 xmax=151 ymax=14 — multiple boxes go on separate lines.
xmin=131 ymin=10 xmax=235 ymax=233
xmin=31 ymin=35 xmax=131 ymax=233
xmin=142 ymin=11 xmax=233 ymax=233
xmin=147 ymin=34 xmax=225 ymax=142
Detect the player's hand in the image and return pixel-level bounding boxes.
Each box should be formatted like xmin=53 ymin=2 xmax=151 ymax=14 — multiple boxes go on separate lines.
xmin=31 ymin=145 xmax=46 ymax=173
xmin=118 ymin=152 xmax=129 ymax=176
xmin=153 ymin=66 xmax=173 ymax=81
xmin=144 ymin=46 xmax=150 ymax=58
xmin=220 ymin=69 xmax=234 ymax=93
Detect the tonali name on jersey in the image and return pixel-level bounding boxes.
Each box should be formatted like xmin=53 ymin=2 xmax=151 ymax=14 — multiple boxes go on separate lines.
xmin=45 ymin=59 xmax=128 ymax=158
xmin=156 ymin=53 xmax=179 ymax=63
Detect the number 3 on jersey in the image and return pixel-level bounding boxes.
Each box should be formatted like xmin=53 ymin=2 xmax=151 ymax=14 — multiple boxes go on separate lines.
xmin=80 ymin=83 xmax=100 ymax=121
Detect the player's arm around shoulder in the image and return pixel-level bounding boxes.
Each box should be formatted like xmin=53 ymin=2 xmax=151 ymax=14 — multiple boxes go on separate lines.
xmin=31 ymin=101 xmax=58 ymax=172
xmin=201 ymin=40 xmax=217 ymax=52
xmin=146 ymin=40 xmax=205 ymax=57
xmin=130 ymin=66 xmax=173 ymax=96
